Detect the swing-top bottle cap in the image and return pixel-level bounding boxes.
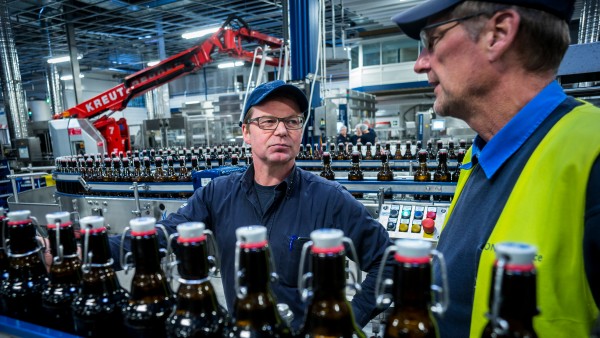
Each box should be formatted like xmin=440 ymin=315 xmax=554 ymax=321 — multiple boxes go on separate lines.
xmin=177 ymin=222 xmax=206 ymax=239
xmin=79 ymin=216 xmax=105 ymax=230
xmin=311 ymin=228 xmax=344 ymax=249
xmin=394 ymin=239 xmax=432 ymax=258
xmin=46 ymin=211 xmax=70 ymax=225
xmin=495 ymin=242 xmax=537 ymax=265
xmin=236 ymin=225 xmax=267 ymax=244
xmin=7 ymin=210 xmax=31 ymax=221
xmin=129 ymin=217 xmax=156 ymax=233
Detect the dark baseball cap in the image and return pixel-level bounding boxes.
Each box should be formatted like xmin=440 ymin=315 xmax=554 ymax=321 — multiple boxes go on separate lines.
xmin=241 ymin=80 xmax=308 ymax=126
xmin=392 ymin=0 xmax=575 ymax=40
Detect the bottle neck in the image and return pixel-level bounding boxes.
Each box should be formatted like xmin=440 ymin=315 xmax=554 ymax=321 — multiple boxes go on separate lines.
xmin=132 ymin=233 xmax=162 ymax=273
xmin=392 ymin=261 xmax=432 ymax=311
xmin=84 ymin=231 xmax=112 ymax=264
xmin=490 ymin=267 xmax=538 ymax=320
xmin=239 ymin=246 xmax=271 ymax=293
xmin=311 ymin=250 xmax=346 ymax=298
xmin=178 ymin=240 xmax=210 ymax=280
xmin=48 ymin=225 xmax=78 ymax=256
xmin=7 ymin=221 xmax=39 ymax=254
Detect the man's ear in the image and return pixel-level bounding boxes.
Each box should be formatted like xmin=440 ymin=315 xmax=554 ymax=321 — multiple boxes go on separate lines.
xmin=484 ymin=9 xmax=520 ymax=62
xmin=242 ymin=123 xmax=251 ymax=145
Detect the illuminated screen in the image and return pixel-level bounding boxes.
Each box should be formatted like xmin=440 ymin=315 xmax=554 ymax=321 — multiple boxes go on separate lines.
xmin=431 ymin=119 xmax=446 ymax=131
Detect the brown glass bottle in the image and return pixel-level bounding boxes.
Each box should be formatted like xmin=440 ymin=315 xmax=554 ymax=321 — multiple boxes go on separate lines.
xmin=451 ymin=149 xmax=465 ymax=183
xmin=297 ymin=144 xmax=305 ymax=160
xmin=394 ymin=142 xmax=403 ymax=160
xmin=166 ymin=222 xmax=228 ymax=337
xmin=377 ymin=151 xmax=394 ymax=199
xmin=320 ymin=152 xmax=336 ymax=181
xmin=427 ymin=141 xmax=436 ymax=160
xmin=448 ymin=141 xmax=457 ymax=160
xmin=166 ymin=156 xmax=179 ymax=182
xmin=365 ymin=142 xmax=374 ymax=160
xmin=336 ymin=143 xmax=346 ymax=161
xmin=42 ymin=211 xmax=82 ymax=333
xmin=142 ymin=156 xmax=153 ymax=182
xmin=225 ymin=226 xmax=292 ymax=338
xmin=374 ymin=142 xmax=382 ymax=160
xmin=0 ymin=208 xmax=9 ymax=296
xmin=0 ymin=210 xmax=49 ymax=325
xmin=403 ymin=141 xmax=413 ymax=160
xmin=348 ymin=151 xmax=364 ymax=199
xmin=481 ymin=243 xmax=539 ymax=338
xmin=123 ymin=217 xmax=174 ymax=337
xmin=299 ymin=229 xmax=366 ymax=338
xmin=433 ymin=149 xmax=451 ymax=202
xmin=383 ymin=239 xmax=439 ymax=338
xmin=414 ymin=150 xmax=431 ymax=201
xmin=72 ymin=216 xmax=128 ymax=337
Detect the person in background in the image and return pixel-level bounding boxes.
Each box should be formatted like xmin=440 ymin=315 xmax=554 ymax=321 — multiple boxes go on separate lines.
xmin=110 ymin=80 xmax=392 ymax=330
xmin=358 ymin=124 xmax=376 ymax=146
xmin=336 ymin=125 xmax=351 ymax=145
xmin=362 ymin=119 xmax=377 ymax=140
xmin=392 ymin=0 xmax=599 ymax=337
xmin=349 ymin=124 xmax=363 ymax=145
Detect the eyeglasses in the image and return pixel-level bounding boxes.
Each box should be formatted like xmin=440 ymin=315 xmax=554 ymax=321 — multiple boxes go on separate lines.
xmin=247 ymin=115 xmax=305 ymax=130
xmin=419 ymin=13 xmax=485 ymax=52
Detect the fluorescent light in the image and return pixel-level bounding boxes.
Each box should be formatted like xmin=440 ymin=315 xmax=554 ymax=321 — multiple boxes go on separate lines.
xmin=217 ymin=61 xmax=244 ymax=69
xmin=182 ymin=27 xmax=219 ymax=39
xmin=147 ymin=60 xmax=160 ymax=66
xmin=185 ymin=101 xmax=200 ymax=105
xmin=47 ymin=54 xmax=83 ymax=64
xmin=60 ymin=74 xmax=85 ymax=81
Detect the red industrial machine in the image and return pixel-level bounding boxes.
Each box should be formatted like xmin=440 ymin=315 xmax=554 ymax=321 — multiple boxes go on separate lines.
xmin=53 ymin=15 xmax=283 ymax=155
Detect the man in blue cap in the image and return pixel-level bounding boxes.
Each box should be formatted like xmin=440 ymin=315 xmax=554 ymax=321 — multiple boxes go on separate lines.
xmin=112 ymin=80 xmax=392 ymax=331
xmin=392 ymin=0 xmax=599 ymax=337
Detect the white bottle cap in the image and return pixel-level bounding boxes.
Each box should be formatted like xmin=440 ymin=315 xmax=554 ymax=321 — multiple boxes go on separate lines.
xmin=177 ymin=222 xmax=206 ymax=239
xmin=310 ymin=228 xmax=343 ymax=249
xmin=394 ymin=239 xmax=431 ymax=258
xmin=79 ymin=216 xmax=105 ymax=230
xmin=46 ymin=211 xmax=71 ymax=225
xmin=495 ymin=242 xmax=537 ymax=265
xmin=129 ymin=217 xmax=156 ymax=233
xmin=236 ymin=225 xmax=267 ymax=244
xmin=7 ymin=210 xmax=31 ymax=221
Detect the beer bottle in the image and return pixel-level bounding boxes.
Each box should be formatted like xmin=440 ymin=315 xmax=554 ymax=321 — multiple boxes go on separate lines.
xmin=298 ymin=228 xmax=366 ymax=338
xmin=122 ymin=217 xmax=174 ymax=337
xmin=377 ymin=151 xmax=394 ymax=199
xmin=336 ymin=143 xmax=346 ymax=161
xmin=459 ymin=139 xmax=467 ymax=149
xmin=225 ymin=225 xmax=292 ymax=338
xmin=427 ymin=141 xmax=436 ymax=160
xmin=191 ymin=155 xmax=201 ymax=172
xmin=0 ymin=208 xmax=9 ymax=289
xmin=313 ymin=143 xmax=322 ymax=161
xmin=165 ymin=222 xmax=228 ymax=337
xmin=414 ymin=150 xmax=431 ymax=201
xmin=436 ymin=140 xmax=443 ymax=154
xmin=415 ymin=141 xmax=423 ymax=155
xmin=154 ymin=157 xmax=166 ymax=182
xmin=448 ymin=141 xmax=457 ymax=160
xmin=231 ymin=154 xmax=240 ymax=166
xmin=374 ymin=142 xmax=382 ymax=160
xmin=451 ymin=149 xmax=465 ymax=183
xmin=142 ymin=156 xmax=153 ymax=182
xmin=121 ymin=157 xmax=132 ymax=183
xmin=178 ymin=156 xmax=192 ymax=199
xmin=348 ymin=151 xmax=364 ymax=199
xmin=320 ymin=152 xmax=336 ymax=181
xmin=403 ymin=141 xmax=413 ymax=160
xmin=0 ymin=210 xmax=49 ymax=325
xmin=306 ymin=144 xmax=313 ymax=160
xmin=132 ymin=157 xmax=143 ymax=183
xmin=205 ymin=155 xmax=213 ymax=170
xmin=297 ymin=144 xmax=305 ymax=160
xmin=166 ymin=156 xmax=179 ymax=182
xmin=394 ymin=141 xmax=403 ymax=160
xmin=481 ymin=243 xmax=539 ymax=338
xmin=72 ymin=216 xmax=128 ymax=337
xmin=356 ymin=142 xmax=363 ymax=160
xmin=365 ymin=142 xmax=374 ymax=160
xmin=329 ymin=143 xmax=337 ymax=158
xmin=376 ymin=239 xmax=445 ymax=338
xmin=433 ymin=149 xmax=451 ymax=202
xmin=42 ymin=211 xmax=82 ymax=333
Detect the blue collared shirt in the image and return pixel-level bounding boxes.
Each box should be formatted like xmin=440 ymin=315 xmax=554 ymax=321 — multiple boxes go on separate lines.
xmin=463 ymin=81 xmax=567 ymax=179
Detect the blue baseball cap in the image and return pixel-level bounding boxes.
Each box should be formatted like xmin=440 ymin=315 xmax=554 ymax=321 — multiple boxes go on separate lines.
xmin=392 ymin=0 xmax=575 ymax=40
xmin=241 ymin=80 xmax=309 ymax=126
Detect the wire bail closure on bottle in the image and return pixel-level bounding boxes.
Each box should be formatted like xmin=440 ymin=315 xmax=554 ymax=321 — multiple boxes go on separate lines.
xmin=374 ymin=239 xmax=449 ymax=316
xmin=167 ymin=223 xmax=220 ymax=283
xmin=297 ymin=229 xmax=362 ymax=303
xmin=81 ymin=216 xmax=113 ymax=274
xmin=119 ymin=221 xmax=171 ymax=275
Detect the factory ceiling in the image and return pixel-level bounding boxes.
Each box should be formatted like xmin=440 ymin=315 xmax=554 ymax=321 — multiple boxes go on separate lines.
xmin=2 ymin=0 xmax=588 ymax=101
xmin=4 ymin=0 xmax=426 ymax=100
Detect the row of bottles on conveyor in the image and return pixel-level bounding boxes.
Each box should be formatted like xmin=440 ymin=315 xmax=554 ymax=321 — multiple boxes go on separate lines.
xmin=54 ymin=145 xmax=252 ymax=196
xmin=320 ymin=146 xmax=464 ymax=200
xmin=297 ymin=139 xmax=468 ymax=162
xmin=0 ymin=206 xmax=547 ymax=337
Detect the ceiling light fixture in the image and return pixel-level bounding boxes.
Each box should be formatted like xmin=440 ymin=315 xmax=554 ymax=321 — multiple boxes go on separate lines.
xmin=217 ymin=61 xmax=244 ymax=69
xmin=182 ymin=26 xmax=220 ymax=40
xmin=147 ymin=60 xmax=160 ymax=66
xmin=60 ymin=74 xmax=85 ymax=81
xmin=47 ymin=54 xmax=83 ymax=64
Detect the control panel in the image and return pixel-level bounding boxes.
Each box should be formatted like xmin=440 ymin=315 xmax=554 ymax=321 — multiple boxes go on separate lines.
xmin=377 ymin=202 xmax=449 ymax=242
